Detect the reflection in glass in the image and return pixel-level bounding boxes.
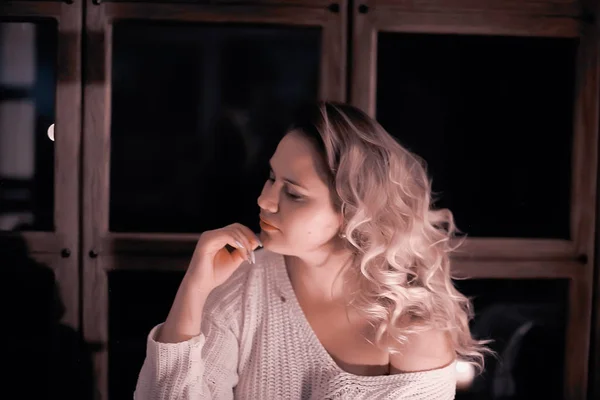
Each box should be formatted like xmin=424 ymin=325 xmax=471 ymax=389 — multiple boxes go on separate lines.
xmin=110 ymin=22 xmax=321 ymax=233
xmin=454 ymin=279 xmax=567 ymax=400
xmin=377 ymin=33 xmax=577 ymax=238
xmin=0 ymin=21 xmax=57 ymax=231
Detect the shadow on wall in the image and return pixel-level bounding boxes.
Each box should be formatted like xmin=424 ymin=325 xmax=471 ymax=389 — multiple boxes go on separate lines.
xmin=0 ymin=235 xmax=95 ymax=400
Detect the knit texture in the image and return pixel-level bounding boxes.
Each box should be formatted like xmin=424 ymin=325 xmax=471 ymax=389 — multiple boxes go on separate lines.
xmin=134 ymin=249 xmax=457 ymax=399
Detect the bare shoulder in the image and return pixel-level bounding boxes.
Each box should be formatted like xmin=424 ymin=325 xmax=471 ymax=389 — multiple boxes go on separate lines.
xmin=389 ymin=328 xmax=456 ymax=374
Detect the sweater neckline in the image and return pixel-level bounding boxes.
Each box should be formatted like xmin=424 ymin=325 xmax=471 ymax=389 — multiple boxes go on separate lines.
xmin=269 ymin=251 xmax=457 ymax=383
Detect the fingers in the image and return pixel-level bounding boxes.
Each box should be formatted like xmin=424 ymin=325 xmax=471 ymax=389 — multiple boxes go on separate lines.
xmin=224 ymin=228 xmax=253 ymax=264
xmin=198 ymin=223 xmax=262 ymax=265
xmin=230 ymin=223 xmax=262 ymax=249
xmin=226 ymin=224 xmax=262 ymax=264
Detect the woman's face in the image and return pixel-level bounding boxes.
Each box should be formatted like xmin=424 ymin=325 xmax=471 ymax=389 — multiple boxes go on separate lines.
xmin=257 ymin=131 xmax=341 ymax=256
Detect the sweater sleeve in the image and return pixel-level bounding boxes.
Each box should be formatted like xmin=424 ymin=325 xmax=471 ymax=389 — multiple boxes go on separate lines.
xmin=133 ymin=314 xmax=239 ymax=400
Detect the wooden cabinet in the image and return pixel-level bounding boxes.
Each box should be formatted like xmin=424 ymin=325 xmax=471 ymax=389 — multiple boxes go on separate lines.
xmin=0 ymin=3 xmax=83 ymax=398
xmin=1 ymin=0 xmax=598 ymax=399
xmin=351 ymin=2 xmax=599 ymax=399
xmin=82 ymin=2 xmax=346 ymax=396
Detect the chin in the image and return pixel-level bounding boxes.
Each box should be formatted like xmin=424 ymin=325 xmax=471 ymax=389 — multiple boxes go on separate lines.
xmin=259 ymin=232 xmax=292 ymax=255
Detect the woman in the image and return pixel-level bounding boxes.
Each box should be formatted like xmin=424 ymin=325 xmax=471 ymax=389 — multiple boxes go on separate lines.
xmin=134 ymin=102 xmax=488 ymax=399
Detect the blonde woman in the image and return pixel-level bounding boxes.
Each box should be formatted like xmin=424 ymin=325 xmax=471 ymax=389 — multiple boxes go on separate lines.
xmin=134 ymin=102 xmax=488 ymax=399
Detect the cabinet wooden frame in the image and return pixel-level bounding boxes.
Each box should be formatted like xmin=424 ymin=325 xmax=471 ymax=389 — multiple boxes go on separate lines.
xmin=5 ymin=0 xmax=595 ymax=398
xmin=0 ymin=0 xmax=82 ymax=333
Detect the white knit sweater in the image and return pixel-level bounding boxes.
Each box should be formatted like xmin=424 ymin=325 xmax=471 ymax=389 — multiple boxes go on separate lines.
xmin=134 ymin=249 xmax=457 ymax=399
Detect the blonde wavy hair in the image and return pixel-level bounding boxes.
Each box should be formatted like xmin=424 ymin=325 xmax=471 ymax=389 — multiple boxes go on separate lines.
xmin=289 ymin=101 xmax=490 ymax=371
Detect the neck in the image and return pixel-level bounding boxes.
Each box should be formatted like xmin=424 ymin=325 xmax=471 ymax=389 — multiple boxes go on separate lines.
xmin=284 ymin=247 xmax=355 ymax=304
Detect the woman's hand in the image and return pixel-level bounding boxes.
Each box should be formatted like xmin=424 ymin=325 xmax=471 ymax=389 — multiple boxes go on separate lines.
xmin=188 ymin=223 xmax=262 ymax=292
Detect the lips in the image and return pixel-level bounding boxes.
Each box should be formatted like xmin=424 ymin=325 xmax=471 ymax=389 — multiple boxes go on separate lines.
xmin=259 ymin=216 xmax=279 ymax=231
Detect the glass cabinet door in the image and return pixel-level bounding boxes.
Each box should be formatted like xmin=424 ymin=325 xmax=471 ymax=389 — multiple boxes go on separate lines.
xmin=351 ymin=2 xmax=596 ymax=399
xmin=82 ymin=2 xmax=346 ymax=398
xmin=0 ymin=21 xmax=57 ymax=233
xmin=375 ymin=32 xmax=577 ymax=240
xmin=109 ymin=21 xmax=322 ymax=234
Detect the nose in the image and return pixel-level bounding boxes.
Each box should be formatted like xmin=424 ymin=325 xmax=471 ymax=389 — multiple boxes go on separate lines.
xmin=257 ymin=183 xmax=279 ymax=214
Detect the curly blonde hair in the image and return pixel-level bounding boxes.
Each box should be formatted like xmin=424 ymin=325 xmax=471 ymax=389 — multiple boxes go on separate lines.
xmin=289 ymin=101 xmax=490 ymax=371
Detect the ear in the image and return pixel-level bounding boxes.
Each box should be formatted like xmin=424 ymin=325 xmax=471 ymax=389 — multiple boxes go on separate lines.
xmin=337 ymin=215 xmax=346 ymax=237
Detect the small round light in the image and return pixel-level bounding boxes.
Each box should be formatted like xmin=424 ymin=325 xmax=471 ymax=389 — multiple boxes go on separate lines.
xmin=47 ymin=123 xmax=55 ymax=141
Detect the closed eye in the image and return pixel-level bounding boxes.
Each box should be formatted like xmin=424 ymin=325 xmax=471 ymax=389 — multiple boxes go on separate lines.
xmin=285 ymin=191 xmax=303 ymax=200
xmin=267 ymin=171 xmax=303 ymax=201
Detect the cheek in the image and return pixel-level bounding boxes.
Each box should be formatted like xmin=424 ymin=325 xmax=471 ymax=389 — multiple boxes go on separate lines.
xmin=285 ymin=204 xmax=339 ymax=239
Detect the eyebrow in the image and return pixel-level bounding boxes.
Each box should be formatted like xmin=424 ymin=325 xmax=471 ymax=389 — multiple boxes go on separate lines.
xmin=269 ymin=161 xmax=308 ymax=191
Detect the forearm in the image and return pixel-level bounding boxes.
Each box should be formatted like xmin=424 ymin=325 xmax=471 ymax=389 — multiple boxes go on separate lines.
xmin=157 ymin=271 xmax=212 ymax=343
